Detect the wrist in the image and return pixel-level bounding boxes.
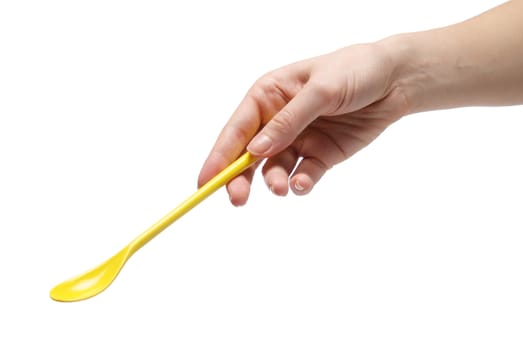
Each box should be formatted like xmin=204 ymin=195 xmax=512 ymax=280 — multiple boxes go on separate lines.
xmin=376 ymin=23 xmax=493 ymax=116
xmin=377 ymin=31 xmax=455 ymax=115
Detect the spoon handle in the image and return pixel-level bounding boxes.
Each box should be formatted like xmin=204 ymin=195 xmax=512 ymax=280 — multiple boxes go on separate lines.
xmin=129 ymin=152 xmax=257 ymax=254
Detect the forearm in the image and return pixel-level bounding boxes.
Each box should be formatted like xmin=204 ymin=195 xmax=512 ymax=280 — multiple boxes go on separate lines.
xmin=383 ymin=0 xmax=523 ymax=114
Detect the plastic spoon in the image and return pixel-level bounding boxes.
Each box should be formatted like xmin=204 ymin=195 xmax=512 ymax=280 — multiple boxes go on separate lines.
xmin=50 ymin=152 xmax=257 ymax=302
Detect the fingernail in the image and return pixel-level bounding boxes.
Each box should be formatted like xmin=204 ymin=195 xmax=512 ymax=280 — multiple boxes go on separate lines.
xmin=247 ymin=133 xmax=272 ymax=155
xmin=294 ymin=181 xmax=304 ymax=191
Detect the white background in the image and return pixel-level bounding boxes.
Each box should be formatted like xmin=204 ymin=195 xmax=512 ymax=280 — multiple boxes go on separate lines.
xmin=1 ymin=0 xmax=521 ymax=349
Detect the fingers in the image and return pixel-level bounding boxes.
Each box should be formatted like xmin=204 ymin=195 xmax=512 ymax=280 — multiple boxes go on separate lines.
xmin=261 ymin=149 xmax=299 ymax=196
xmin=261 ymin=127 xmax=347 ymax=196
xmin=260 ymin=154 xmax=329 ymax=197
xmin=198 ymin=59 xmax=334 ymax=205
xmin=247 ymin=82 xmax=334 ymax=158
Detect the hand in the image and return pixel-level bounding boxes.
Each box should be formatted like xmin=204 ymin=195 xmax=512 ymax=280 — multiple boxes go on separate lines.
xmin=198 ymin=42 xmax=410 ymax=206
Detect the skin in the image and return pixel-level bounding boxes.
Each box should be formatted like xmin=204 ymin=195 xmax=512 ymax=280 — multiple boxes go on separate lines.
xmin=198 ymin=0 xmax=523 ymax=206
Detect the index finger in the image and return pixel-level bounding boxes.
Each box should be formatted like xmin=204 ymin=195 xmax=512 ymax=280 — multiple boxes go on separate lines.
xmin=197 ymin=93 xmax=262 ymax=188
xmin=197 ymin=69 xmax=302 ymax=187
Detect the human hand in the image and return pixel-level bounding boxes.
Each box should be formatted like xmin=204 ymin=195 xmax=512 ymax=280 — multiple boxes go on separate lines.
xmin=198 ymin=42 xmax=410 ymax=206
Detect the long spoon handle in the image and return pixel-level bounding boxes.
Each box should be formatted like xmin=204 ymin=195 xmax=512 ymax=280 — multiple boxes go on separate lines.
xmin=129 ymin=152 xmax=257 ymax=254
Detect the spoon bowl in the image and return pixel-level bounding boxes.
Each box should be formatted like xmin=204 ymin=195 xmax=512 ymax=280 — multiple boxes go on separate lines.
xmin=50 ymin=152 xmax=257 ymax=302
xmin=50 ymin=248 xmax=130 ymax=302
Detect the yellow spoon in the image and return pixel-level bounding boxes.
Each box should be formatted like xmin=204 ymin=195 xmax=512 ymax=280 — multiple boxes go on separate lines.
xmin=50 ymin=152 xmax=257 ymax=302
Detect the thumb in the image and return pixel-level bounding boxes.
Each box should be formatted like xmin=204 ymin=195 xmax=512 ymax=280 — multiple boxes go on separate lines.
xmin=246 ymin=84 xmax=331 ymax=157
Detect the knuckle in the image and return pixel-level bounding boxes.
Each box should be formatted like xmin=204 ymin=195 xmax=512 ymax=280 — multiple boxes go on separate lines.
xmin=249 ymin=72 xmax=278 ymax=99
xmin=223 ymin=124 xmax=250 ymax=145
xmin=310 ymin=80 xmax=339 ymax=103
xmin=249 ymin=72 xmax=293 ymax=110
xmin=308 ymin=79 xmax=347 ymax=113
xmin=270 ymin=109 xmax=296 ymax=136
